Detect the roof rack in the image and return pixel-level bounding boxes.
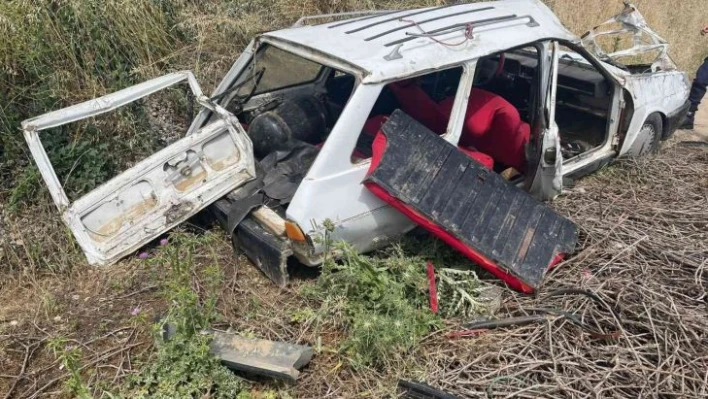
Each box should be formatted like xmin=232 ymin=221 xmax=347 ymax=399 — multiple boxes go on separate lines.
xmin=328 ymin=10 xmax=405 ymax=29
xmin=341 ymin=4 xmax=469 ymax=34
xmin=384 ymin=14 xmax=540 ymax=47
xmin=292 ymin=10 xmax=395 ymax=28
xmin=364 ymin=6 xmax=495 ymax=41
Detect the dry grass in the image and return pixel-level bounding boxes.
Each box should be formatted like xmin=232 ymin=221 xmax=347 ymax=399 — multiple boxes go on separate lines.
xmin=548 ymin=0 xmax=707 ymax=73
xmin=1 ymin=1 xmax=708 ymax=398
xmin=409 ymin=141 xmax=708 ymax=398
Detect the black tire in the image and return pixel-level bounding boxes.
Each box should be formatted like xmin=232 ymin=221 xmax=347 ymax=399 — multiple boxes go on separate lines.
xmin=630 ymin=113 xmax=662 ymax=157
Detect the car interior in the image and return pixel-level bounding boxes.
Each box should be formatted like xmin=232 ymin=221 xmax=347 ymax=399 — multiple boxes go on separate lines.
xmin=475 ymin=46 xmax=613 ymax=161
xmin=226 ymin=42 xmax=614 ymax=179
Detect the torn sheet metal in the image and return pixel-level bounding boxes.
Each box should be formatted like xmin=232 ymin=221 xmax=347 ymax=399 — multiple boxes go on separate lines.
xmin=22 ymin=71 xmax=255 ymax=266
xmin=581 ymin=2 xmax=675 ymax=72
xmin=210 ymin=332 xmax=313 ymax=382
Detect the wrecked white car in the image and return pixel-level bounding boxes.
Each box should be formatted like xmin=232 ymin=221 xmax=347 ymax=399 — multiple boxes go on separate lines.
xmin=24 ymin=1 xmax=690 ymax=292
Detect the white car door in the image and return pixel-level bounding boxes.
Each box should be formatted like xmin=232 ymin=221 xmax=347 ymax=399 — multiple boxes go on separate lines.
xmin=23 ymin=71 xmax=255 ymax=266
xmin=529 ymin=41 xmax=563 ymax=200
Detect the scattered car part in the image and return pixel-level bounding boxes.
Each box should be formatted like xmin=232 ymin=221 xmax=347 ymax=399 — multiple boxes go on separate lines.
xmin=209 ymin=332 xmax=313 ymax=382
xmin=158 ymin=323 xmax=313 ymax=382
xmin=212 ymin=144 xmax=318 ymax=285
xmin=234 ymin=216 xmax=293 ymax=286
xmin=363 ymin=111 xmax=578 ymax=293
xmin=398 ymin=380 xmax=460 ymax=399
xmin=22 ymin=71 xmax=256 ymax=266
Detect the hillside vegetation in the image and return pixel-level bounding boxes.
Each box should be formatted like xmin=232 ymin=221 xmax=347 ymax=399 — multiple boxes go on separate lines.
xmin=0 ymin=1 xmax=706 ymax=398
xmin=1 ymin=0 xmax=705 ymax=212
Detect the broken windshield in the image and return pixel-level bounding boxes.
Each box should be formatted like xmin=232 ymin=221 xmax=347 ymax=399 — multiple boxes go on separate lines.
xmin=581 ymin=3 xmax=676 ymax=72
xmin=218 ymin=44 xmax=324 ymax=106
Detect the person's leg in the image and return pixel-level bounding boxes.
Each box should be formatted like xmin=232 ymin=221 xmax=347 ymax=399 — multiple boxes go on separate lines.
xmin=682 ymin=57 xmax=708 ymax=129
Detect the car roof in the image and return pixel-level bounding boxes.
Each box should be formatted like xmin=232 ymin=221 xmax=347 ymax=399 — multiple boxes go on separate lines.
xmin=262 ymin=0 xmax=579 ymax=83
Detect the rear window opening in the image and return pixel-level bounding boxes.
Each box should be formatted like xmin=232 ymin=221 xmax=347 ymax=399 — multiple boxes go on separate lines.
xmin=40 ymin=83 xmax=197 ymax=202
xmin=212 ymin=44 xmax=359 ymax=214
xmin=351 ymin=67 xmax=462 ymax=163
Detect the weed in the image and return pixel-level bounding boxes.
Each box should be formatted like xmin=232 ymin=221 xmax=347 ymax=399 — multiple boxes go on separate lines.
xmin=122 ymin=334 xmax=251 ymax=399
xmin=302 ymin=233 xmax=492 ymax=368
xmin=110 ymin=233 xmax=252 ymax=398
xmin=47 ymin=337 xmax=91 ymax=399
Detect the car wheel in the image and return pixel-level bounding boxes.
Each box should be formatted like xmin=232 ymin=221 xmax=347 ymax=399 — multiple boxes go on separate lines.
xmin=631 ymin=114 xmax=663 ymax=157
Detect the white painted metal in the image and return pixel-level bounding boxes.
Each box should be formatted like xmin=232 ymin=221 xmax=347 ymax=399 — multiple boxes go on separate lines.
xmin=23 ymin=71 xmax=256 ymax=266
xmin=262 ymin=0 xmax=577 ymax=84
xmin=619 ymin=70 xmax=689 ymax=156
xmin=26 ymin=0 xmax=690 ymax=269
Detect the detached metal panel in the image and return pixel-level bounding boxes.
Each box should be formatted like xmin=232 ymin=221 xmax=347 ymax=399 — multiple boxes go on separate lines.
xmin=365 ymin=110 xmax=577 ymax=291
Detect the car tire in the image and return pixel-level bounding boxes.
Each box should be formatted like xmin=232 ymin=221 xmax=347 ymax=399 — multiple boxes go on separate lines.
xmin=630 ymin=113 xmax=663 ymax=157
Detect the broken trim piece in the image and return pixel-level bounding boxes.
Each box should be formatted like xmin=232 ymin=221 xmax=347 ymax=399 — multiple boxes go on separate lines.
xmin=210 ymin=332 xmax=313 ymax=382
xmin=22 ymin=71 xmax=256 ymax=266
xmin=581 ymin=3 xmax=676 ymax=72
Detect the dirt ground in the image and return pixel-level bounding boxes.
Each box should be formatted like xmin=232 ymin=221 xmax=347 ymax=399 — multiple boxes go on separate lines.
xmin=1 ymin=109 xmax=707 ymax=397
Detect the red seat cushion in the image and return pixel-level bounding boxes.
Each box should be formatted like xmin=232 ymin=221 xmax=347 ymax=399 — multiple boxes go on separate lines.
xmin=389 ymin=83 xmax=530 ymax=172
xmin=451 ymin=88 xmax=530 ymax=172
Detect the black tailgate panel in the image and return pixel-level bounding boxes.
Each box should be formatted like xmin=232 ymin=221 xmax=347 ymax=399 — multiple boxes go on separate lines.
xmin=365 ymin=110 xmax=577 ymax=290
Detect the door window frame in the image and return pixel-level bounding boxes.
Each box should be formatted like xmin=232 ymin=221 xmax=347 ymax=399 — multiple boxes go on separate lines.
xmin=340 ymin=62 xmax=478 ymax=168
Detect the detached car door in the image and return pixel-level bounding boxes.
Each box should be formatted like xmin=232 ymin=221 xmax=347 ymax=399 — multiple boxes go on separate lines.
xmin=22 ymin=72 xmax=256 ymax=265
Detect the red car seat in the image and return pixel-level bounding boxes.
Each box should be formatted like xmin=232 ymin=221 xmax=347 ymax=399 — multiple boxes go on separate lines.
xmin=389 ymin=83 xmax=530 ymax=172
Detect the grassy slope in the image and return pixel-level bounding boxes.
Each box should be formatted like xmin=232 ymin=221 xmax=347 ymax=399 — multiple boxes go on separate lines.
xmin=1 ymin=1 xmax=707 ymax=398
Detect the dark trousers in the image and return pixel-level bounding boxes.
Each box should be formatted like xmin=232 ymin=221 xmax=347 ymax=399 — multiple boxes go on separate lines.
xmin=689 ymin=57 xmax=708 ymax=113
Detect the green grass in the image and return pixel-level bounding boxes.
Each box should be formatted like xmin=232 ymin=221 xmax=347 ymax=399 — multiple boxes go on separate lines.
xmin=301 ymin=232 xmax=495 ymax=369
xmin=0 ymin=0 xmax=180 ymax=207
xmin=117 ymin=233 xmax=252 ymax=399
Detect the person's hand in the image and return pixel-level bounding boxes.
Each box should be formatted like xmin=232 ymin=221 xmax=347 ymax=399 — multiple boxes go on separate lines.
xmin=702 ymin=25 xmax=708 ymax=36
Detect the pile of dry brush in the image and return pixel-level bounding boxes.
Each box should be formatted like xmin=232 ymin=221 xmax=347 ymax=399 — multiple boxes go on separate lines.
xmin=213 ymin=140 xmax=707 ymax=399
xmin=384 ymin=142 xmax=707 ymax=398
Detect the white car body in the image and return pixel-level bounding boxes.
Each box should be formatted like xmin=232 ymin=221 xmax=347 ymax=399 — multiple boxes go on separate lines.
xmin=25 ymin=1 xmax=689 ymax=275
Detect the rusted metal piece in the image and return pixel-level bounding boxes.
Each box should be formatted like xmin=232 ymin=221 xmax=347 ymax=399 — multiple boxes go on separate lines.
xmin=209 ymin=332 xmax=313 ymax=382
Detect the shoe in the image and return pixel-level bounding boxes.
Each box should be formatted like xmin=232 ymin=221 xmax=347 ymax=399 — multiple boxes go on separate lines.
xmin=680 ymin=112 xmax=695 ymax=130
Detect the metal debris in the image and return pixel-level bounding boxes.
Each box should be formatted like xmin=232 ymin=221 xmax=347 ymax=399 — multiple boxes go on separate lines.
xmin=398 ymin=380 xmax=460 ymax=399
xmin=209 ymin=332 xmax=313 ymax=382
xmin=582 ymin=2 xmax=676 ymax=72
